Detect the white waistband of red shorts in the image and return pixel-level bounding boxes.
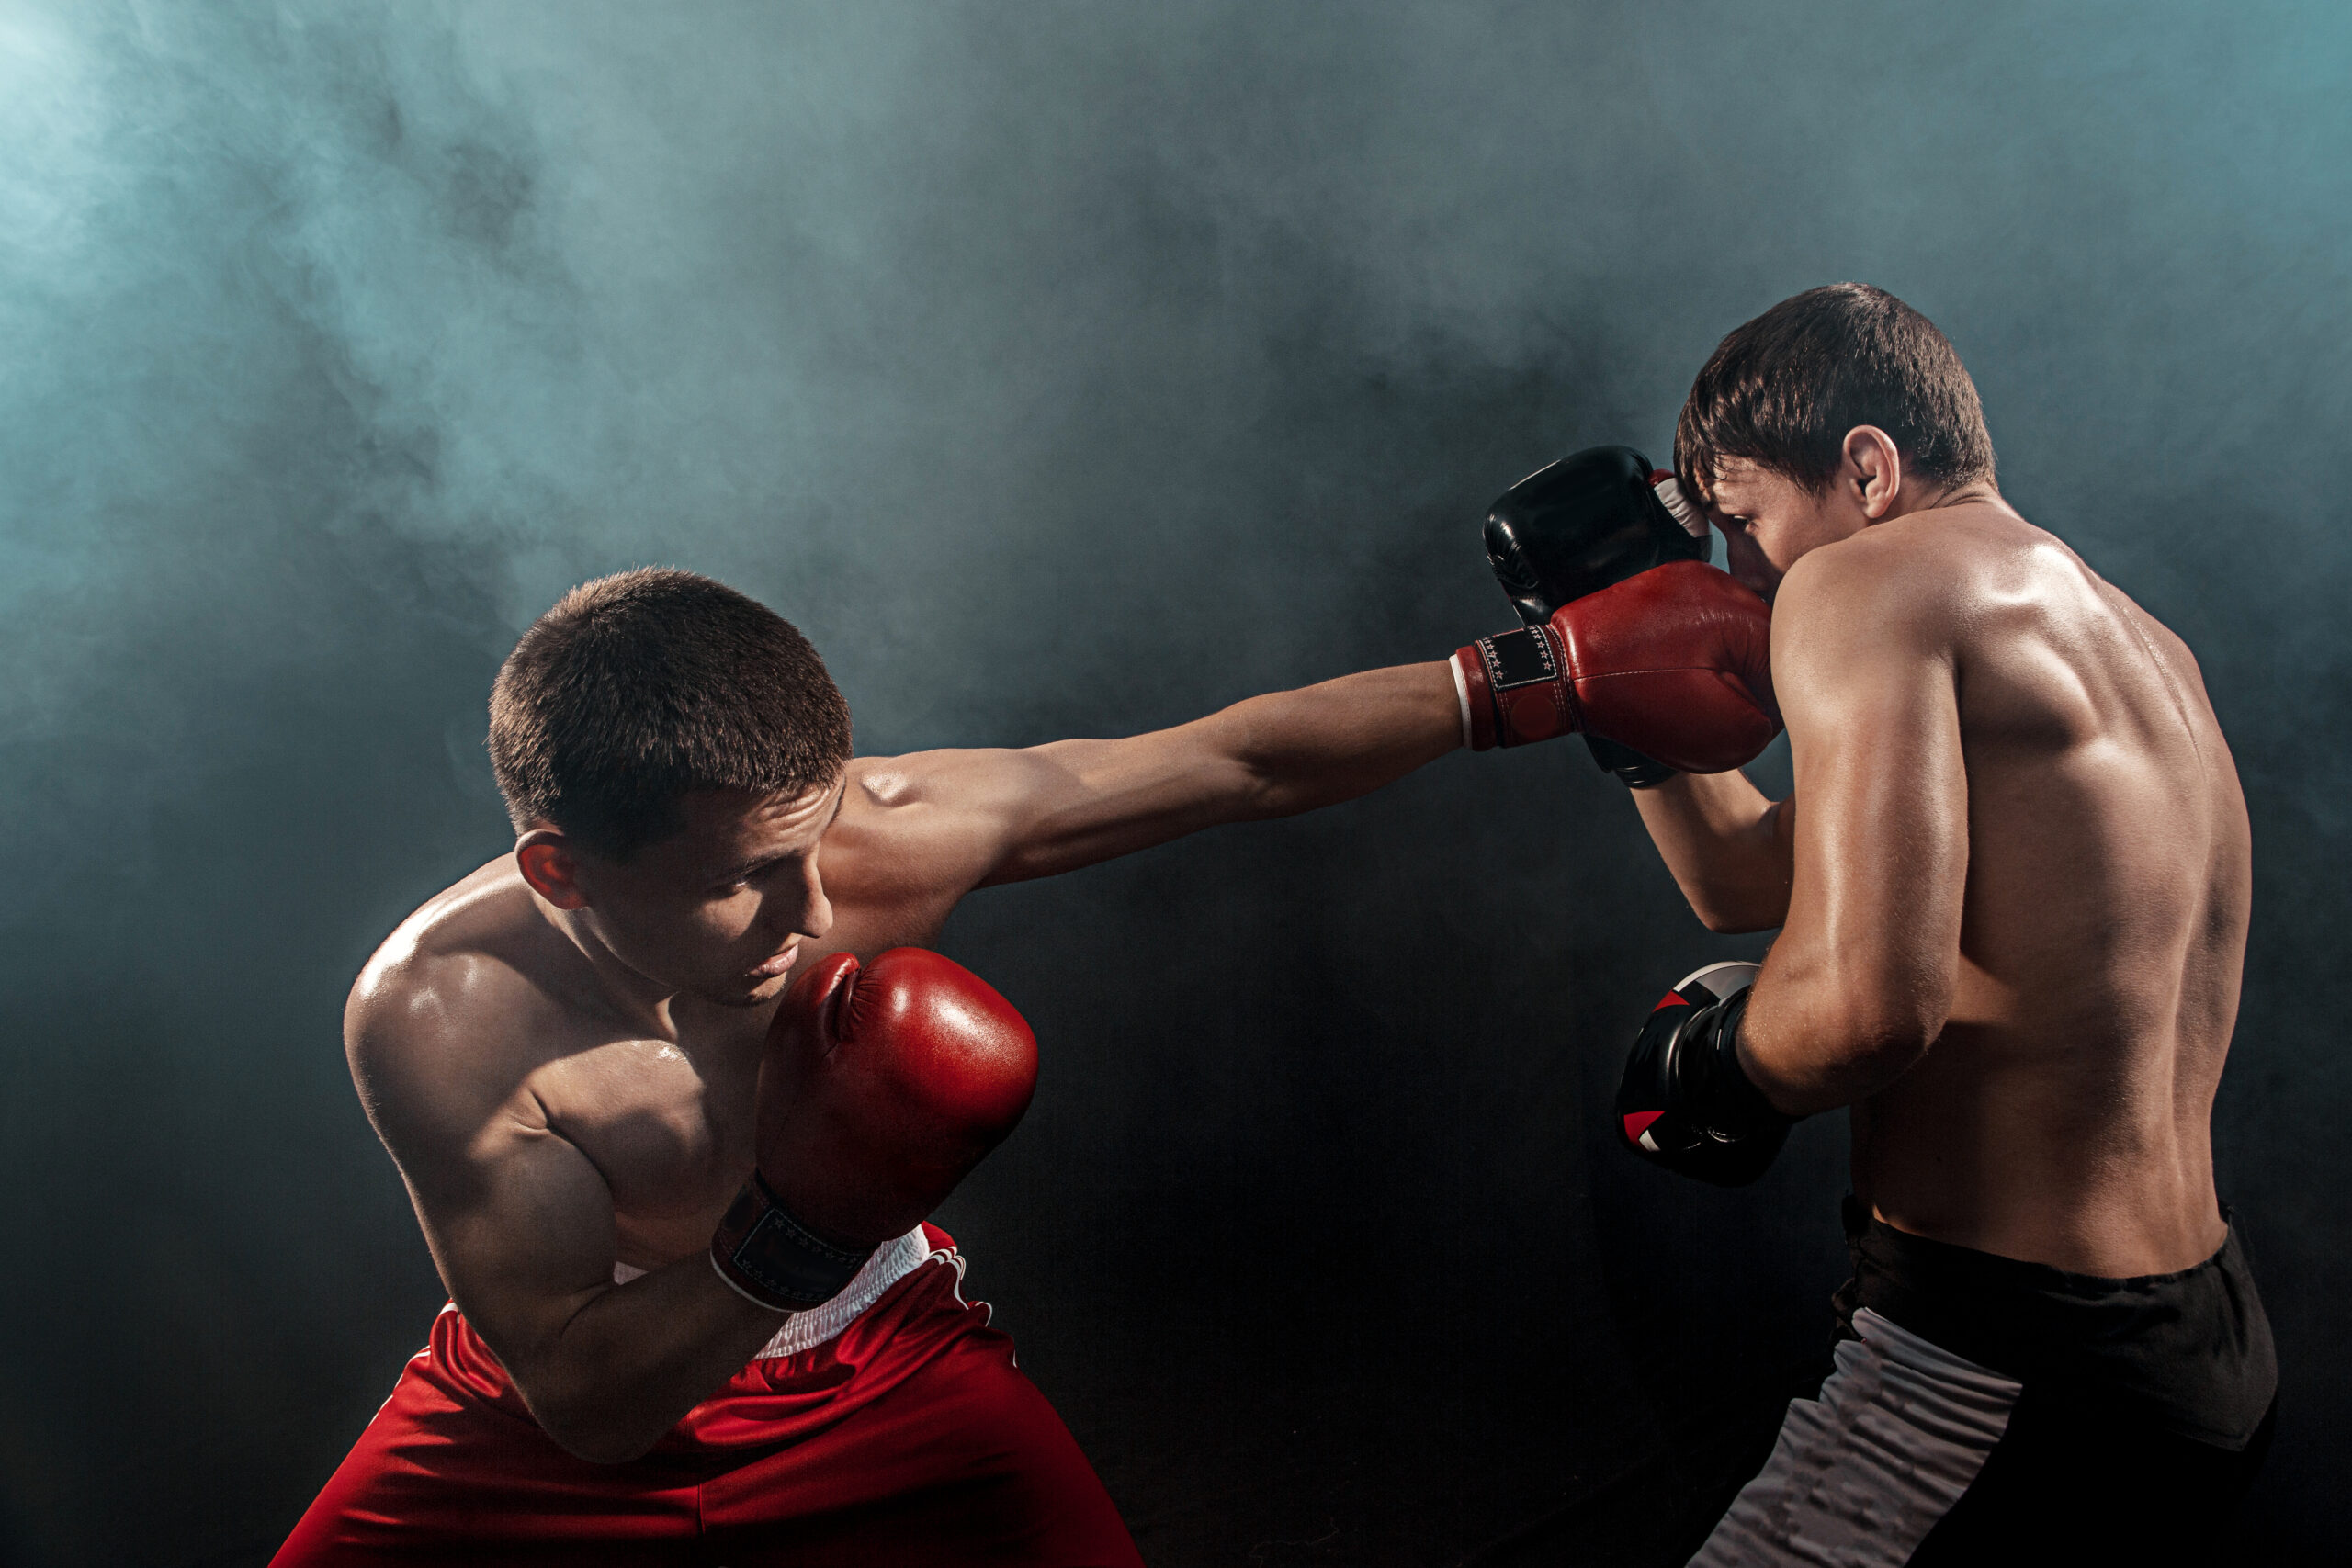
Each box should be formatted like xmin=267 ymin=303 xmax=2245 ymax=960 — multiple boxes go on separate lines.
xmin=612 ymin=1223 xmax=942 ymax=1359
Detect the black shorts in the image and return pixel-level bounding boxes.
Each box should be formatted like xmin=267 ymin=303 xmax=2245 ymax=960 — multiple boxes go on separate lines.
xmin=1691 ymin=1198 xmax=2277 ymax=1566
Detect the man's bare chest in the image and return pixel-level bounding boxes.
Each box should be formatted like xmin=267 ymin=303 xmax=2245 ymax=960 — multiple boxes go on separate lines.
xmin=530 ymin=1033 xmax=763 ymax=1251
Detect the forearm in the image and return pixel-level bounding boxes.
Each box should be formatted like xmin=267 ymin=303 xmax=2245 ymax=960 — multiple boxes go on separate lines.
xmin=1213 ymin=660 xmax=1462 ymax=818
xmin=1737 ymin=935 xmax=1944 ymax=1116
xmin=1737 ymin=990 xmax=1930 ymax=1116
xmin=505 ymin=1252 xmax=786 ymax=1463
xmin=1632 ymin=770 xmax=1792 ymax=932
xmin=959 ymin=661 xmax=1460 ymax=886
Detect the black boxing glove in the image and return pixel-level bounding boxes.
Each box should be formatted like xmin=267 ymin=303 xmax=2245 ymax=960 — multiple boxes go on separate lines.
xmin=1485 ymin=445 xmax=1712 ymax=622
xmin=1615 ymin=961 xmax=1797 ymax=1187
xmin=1584 ymin=734 xmax=1682 ymax=790
xmin=1485 ymin=446 xmax=1713 ymax=787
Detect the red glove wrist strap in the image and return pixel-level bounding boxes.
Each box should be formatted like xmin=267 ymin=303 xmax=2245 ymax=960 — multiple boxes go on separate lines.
xmin=1453 ymin=625 xmax=1582 ymax=750
xmin=708 ymin=1173 xmax=877 ymax=1313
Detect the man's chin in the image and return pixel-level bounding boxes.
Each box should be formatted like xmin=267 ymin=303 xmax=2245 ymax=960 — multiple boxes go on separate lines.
xmin=705 ymin=969 xmax=795 ymax=1010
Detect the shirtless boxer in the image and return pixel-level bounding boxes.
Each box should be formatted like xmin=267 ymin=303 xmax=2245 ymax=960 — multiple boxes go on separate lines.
xmin=1595 ymin=285 xmax=2276 ymax=1562
xmin=277 ymin=543 xmax=1778 ymax=1564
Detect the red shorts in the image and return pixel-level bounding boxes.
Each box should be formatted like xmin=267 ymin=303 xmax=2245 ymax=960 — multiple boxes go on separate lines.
xmin=273 ymin=1229 xmax=1140 ymax=1566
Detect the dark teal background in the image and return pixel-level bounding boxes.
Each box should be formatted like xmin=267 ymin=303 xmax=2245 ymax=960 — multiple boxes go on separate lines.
xmin=0 ymin=3 xmax=2342 ymax=1562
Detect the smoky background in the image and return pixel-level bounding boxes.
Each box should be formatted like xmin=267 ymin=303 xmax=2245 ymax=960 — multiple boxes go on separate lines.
xmin=0 ymin=2 xmax=2343 ymax=1562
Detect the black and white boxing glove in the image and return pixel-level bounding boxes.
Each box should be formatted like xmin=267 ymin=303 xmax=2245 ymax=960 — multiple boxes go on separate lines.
xmin=1482 ymin=446 xmax=1713 ymax=787
xmin=1615 ymin=961 xmax=1797 ymax=1186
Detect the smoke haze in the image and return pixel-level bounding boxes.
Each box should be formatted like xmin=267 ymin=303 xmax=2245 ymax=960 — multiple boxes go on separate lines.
xmin=0 ymin=2 xmax=2345 ymax=1561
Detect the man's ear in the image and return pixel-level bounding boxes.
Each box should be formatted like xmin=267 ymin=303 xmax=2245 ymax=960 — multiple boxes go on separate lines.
xmin=516 ymin=829 xmax=592 ymax=911
xmin=1841 ymin=425 xmax=1905 ymax=520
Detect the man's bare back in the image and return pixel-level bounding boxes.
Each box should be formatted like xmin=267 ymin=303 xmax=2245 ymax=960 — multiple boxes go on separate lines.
xmin=1643 ymin=476 xmax=2245 ymax=1276
xmin=1785 ymin=503 xmax=2245 ymax=1276
xmin=1640 ymin=282 xmax=2271 ymax=1563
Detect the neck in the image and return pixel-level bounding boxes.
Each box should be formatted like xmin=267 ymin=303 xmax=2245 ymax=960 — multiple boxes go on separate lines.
xmin=538 ymin=900 xmax=684 ymax=1039
xmin=1883 ymin=478 xmax=2007 ymax=523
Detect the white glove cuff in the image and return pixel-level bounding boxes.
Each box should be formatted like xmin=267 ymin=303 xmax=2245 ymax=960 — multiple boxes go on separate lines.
xmin=1653 ymin=473 xmax=1708 ymax=538
xmin=1450 ymin=655 xmax=1474 ymax=750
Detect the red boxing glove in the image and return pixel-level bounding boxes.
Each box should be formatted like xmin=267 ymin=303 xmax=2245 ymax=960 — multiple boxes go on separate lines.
xmin=711 ymin=948 xmax=1038 ymax=1312
xmin=1452 ymin=560 xmax=1780 ymax=773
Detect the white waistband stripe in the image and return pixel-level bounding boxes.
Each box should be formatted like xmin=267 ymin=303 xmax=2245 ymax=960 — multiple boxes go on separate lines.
xmin=611 ymin=1224 xmax=939 ymax=1360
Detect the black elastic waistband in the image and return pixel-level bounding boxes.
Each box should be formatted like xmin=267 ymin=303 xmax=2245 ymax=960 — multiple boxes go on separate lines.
xmin=1835 ymin=1196 xmax=2277 ymax=1450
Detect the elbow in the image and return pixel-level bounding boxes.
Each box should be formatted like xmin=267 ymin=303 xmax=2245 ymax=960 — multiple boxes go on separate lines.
xmin=1234 ymin=761 xmax=1311 ymax=823
xmin=1686 ymin=886 xmax=1786 ymax=935
xmin=1819 ymin=1005 xmax=1942 ymax=1089
xmin=1742 ymin=951 xmax=1952 ymax=1114
xmin=1692 ymin=901 xmax=1773 ymax=936
xmin=1747 ymin=987 xmax=1943 ymax=1116
xmin=516 ymin=1382 xmax=667 ymax=1467
xmin=1842 ymin=1032 xmax=1933 ymax=1087
xmin=1851 ymin=977 xmax=1950 ymax=1063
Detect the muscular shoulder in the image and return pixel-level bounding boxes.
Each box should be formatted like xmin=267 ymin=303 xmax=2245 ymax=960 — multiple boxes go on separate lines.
xmin=826 ymin=749 xmax=1059 ymax=899
xmin=1775 ymin=504 xmax=2069 ymax=660
xmin=841 ymin=749 xmax=1055 ymax=819
xmin=345 ymin=860 xmax=573 ymax=1156
xmin=1770 ymin=524 xmax=1959 ymax=685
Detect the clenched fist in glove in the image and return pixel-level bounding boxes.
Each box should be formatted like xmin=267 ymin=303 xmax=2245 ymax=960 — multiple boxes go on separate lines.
xmin=1451 ymin=559 xmax=1779 ymax=773
xmin=1483 ymin=446 xmax=1714 ymax=784
xmin=1616 ymin=961 xmax=1799 ymax=1187
xmin=711 ymin=948 xmax=1038 ymax=1312
xmin=1484 ymin=445 xmax=1712 ymax=626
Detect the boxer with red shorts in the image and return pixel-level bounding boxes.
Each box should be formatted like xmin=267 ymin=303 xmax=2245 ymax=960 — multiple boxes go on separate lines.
xmin=280 ymin=556 xmax=1776 ymax=1562
xmin=277 ymin=1227 xmax=1130 ymax=1564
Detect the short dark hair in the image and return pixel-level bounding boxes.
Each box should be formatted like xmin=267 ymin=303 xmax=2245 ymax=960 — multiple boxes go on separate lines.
xmin=1674 ymin=283 xmax=1995 ymax=502
xmin=488 ymin=569 xmax=852 ymax=859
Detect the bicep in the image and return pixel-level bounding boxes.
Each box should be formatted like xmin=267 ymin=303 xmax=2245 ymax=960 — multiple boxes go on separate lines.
xmin=980 ymin=728 xmax=1259 ymax=884
xmin=851 ymin=732 xmax=1256 ymax=894
xmin=1770 ymin=591 xmax=1968 ymax=1044
xmin=849 ymin=664 xmax=1455 ymax=892
xmin=354 ymin=1032 xmax=617 ymax=1372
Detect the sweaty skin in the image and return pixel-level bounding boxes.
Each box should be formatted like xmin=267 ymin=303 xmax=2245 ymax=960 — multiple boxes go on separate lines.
xmin=347 ymin=662 xmax=1460 ymax=1462
xmin=1636 ymin=433 xmax=2245 ymax=1280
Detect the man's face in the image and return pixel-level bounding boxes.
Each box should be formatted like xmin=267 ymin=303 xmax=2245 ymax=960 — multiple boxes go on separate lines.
xmin=571 ymin=779 xmax=843 ymax=1009
xmin=1702 ymin=458 xmax=1869 ymax=601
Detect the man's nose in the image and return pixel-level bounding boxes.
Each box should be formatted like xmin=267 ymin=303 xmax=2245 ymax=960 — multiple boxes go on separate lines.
xmin=789 ymin=859 xmax=834 ymax=942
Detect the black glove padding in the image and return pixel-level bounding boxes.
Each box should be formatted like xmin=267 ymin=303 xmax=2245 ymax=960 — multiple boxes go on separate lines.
xmin=1485 ymin=446 xmax=1710 ymax=788
xmin=1585 ymin=734 xmax=1681 ymax=789
xmin=1615 ymin=961 xmax=1796 ymax=1186
xmin=1484 ymin=445 xmax=1709 ymax=627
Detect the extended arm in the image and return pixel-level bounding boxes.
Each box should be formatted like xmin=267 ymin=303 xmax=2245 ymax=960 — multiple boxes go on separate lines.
xmin=834 ymin=660 xmax=1463 ymax=897
xmin=830 ymin=560 xmax=1777 ymax=918
xmin=986 ymin=660 xmax=1463 ymax=882
xmin=1737 ymin=549 xmax=1968 ymax=1114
